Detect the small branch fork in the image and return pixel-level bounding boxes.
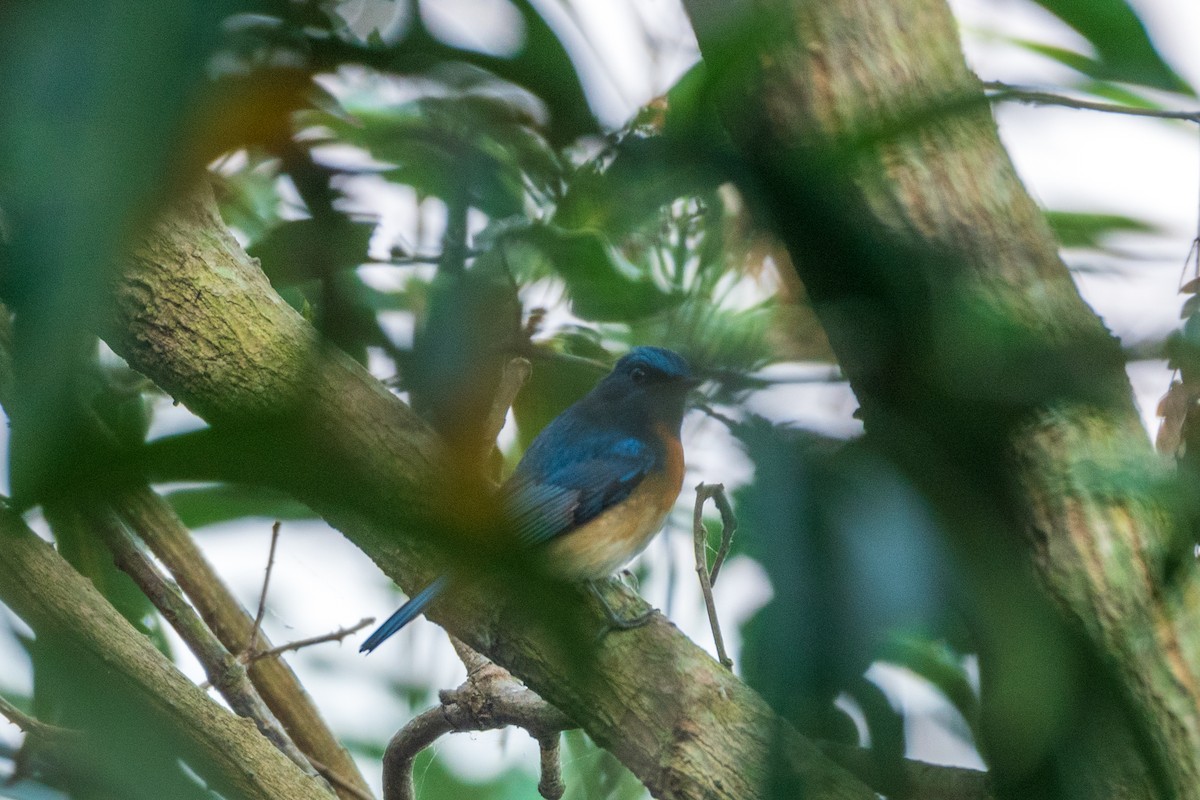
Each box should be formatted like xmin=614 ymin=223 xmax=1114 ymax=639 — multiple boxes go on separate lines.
xmin=102 ymin=502 xmax=378 ymax=799
xmin=382 ymin=638 xmax=574 ymax=800
xmin=692 ymin=482 xmax=738 ymax=670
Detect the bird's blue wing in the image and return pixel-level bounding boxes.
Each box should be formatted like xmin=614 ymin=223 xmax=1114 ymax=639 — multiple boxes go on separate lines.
xmin=503 ymin=434 xmax=658 ymax=548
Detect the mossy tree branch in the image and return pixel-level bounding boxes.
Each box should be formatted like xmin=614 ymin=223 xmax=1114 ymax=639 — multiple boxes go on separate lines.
xmin=106 ymin=183 xmax=878 ymax=800
xmin=0 ymin=507 xmax=336 ymax=800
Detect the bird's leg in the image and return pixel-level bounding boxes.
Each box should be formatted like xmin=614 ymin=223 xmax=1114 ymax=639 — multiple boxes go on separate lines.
xmin=586 ymin=580 xmax=655 ymax=632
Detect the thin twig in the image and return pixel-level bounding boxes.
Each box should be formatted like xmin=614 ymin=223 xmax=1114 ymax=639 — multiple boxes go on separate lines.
xmin=249 ymin=520 xmax=282 ymax=655
xmin=693 ymin=483 xmax=734 ymax=670
xmin=115 ymin=485 xmax=375 ymax=800
xmin=89 ymin=509 xmax=315 ymax=773
xmin=984 ymin=81 xmax=1200 ymax=123
xmin=706 ymin=487 xmax=738 ymax=588
xmin=246 ymin=618 xmax=375 ymax=665
xmin=0 ymin=697 xmax=65 ymax=740
xmin=310 ymin=758 xmax=377 ymax=800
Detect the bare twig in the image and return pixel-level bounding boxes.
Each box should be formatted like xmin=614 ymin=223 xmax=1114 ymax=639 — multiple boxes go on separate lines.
xmin=381 ymin=708 xmax=453 ymax=800
xmin=692 ymin=483 xmax=736 ymax=670
xmin=246 ymin=618 xmax=375 ymax=665
xmin=310 ymin=759 xmax=377 ymax=800
xmin=983 ymin=81 xmax=1200 ymax=123
xmin=383 ymin=642 xmax=573 ymax=800
xmin=0 ymin=697 xmax=65 ymax=741
xmin=248 ymin=521 xmax=282 ymax=655
xmin=89 ymin=509 xmax=314 ymax=774
xmin=706 ymin=487 xmax=738 ymax=588
xmin=116 ymin=485 xmax=373 ymax=800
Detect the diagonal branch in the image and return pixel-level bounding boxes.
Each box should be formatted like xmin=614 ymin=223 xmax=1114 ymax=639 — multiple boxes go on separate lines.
xmin=105 ymin=184 xmax=878 ymax=800
xmin=87 ymin=506 xmax=314 ymax=772
xmin=0 ymin=507 xmax=335 ymax=800
xmin=114 ymin=484 xmax=375 ymax=800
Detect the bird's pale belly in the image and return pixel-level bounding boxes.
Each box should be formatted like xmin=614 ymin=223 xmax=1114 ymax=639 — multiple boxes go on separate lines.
xmin=545 ymin=429 xmax=684 ymax=581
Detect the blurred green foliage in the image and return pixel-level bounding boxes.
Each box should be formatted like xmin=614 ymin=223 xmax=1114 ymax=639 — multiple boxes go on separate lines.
xmin=0 ymin=0 xmax=1194 ymax=797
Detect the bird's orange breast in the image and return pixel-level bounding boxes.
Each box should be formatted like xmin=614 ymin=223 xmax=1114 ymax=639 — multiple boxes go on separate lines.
xmin=544 ymin=425 xmax=685 ymax=581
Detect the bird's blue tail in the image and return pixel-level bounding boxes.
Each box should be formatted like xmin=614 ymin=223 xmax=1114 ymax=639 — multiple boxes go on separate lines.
xmin=360 ymin=574 xmax=449 ymax=653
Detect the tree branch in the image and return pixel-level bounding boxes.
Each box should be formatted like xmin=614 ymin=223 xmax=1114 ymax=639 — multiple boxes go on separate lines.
xmin=105 ymin=184 xmax=878 ymax=800
xmin=114 ymin=484 xmax=375 ymax=800
xmin=983 ymin=81 xmax=1200 ymax=123
xmin=88 ymin=506 xmax=314 ymax=772
xmin=382 ymin=649 xmax=572 ymax=800
xmin=0 ymin=507 xmax=335 ymax=799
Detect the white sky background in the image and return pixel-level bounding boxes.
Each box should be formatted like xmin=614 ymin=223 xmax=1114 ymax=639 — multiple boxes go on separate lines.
xmin=3 ymin=0 xmax=1200 ymax=794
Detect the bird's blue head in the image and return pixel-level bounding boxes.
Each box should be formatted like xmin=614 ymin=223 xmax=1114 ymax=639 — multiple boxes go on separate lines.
xmin=587 ymin=346 xmax=699 ymax=434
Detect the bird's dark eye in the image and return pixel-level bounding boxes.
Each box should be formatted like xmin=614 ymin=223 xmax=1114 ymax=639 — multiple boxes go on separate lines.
xmin=630 ymin=366 xmax=648 ymax=383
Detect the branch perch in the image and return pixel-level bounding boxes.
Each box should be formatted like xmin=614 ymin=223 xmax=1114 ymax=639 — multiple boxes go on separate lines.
xmin=0 ymin=507 xmax=335 ymax=799
xmin=383 ymin=640 xmax=572 ymax=800
xmin=114 ymin=485 xmax=374 ymax=800
xmin=89 ymin=507 xmax=314 ymax=773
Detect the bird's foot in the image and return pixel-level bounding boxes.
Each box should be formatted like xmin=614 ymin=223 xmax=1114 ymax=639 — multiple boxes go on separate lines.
xmin=587 ymin=581 xmax=655 ymax=637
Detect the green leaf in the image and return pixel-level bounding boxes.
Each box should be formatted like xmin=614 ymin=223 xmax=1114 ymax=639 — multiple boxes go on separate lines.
xmin=1045 ymin=210 xmax=1157 ymax=250
xmin=1023 ymin=0 xmax=1193 ymax=94
xmin=503 ymin=224 xmax=683 ymax=321
xmin=248 ymin=217 xmax=375 ymax=286
xmin=163 ymin=484 xmax=315 ymax=530
xmin=879 ymin=631 xmax=980 ymax=738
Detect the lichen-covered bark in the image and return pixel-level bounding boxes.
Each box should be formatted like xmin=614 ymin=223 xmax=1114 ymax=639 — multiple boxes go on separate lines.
xmin=104 ymin=184 xmax=876 ymax=800
xmin=0 ymin=508 xmax=335 ymax=800
xmin=683 ymin=0 xmax=1200 ymax=796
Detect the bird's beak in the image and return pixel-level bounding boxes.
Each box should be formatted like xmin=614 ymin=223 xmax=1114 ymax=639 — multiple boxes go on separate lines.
xmin=681 ymin=375 xmax=703 ymax=389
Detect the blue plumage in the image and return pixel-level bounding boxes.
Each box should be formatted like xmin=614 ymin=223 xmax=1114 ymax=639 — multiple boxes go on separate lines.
xmin=360 ymin=346 xmax=697 ymax=653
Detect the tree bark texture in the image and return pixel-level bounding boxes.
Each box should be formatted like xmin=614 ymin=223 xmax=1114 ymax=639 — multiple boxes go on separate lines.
xmin=104 ymin=184 xmax=878 ymax=800
xmin=683 ymin=0 xmax=1200 ymax=796
xmin=114 ymin=484 xmax=373 ymax=800
xmin=0 ymin=508 xmax=335 ymax=800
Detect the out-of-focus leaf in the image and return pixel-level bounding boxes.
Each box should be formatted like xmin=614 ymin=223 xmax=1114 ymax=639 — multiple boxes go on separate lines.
xmin=310 ymin=91 xmax=561 ymax=219
xmin=0 ymin=1 xmax=234 ymax=506
xmin=163 ymin=484 xmax=316 ymax=530
xmin=405 ymin=253 xmax=522 ymax=465
xmin=512 ymin=334 xmax=608 ymax=452
xmin=879 ymin=631 xmax=981 ymax=737
xmin=43 ymin=503 xmax=171 ymax=658
xmin=1045 ymin=210 xmax=1157 ymax=250
xmin=1026 ymin=0 xmax=1193 ymax=95
xmin=848 ymin=676 xmax=907 ymax=794
xmin=738 ymin=419 xmax=953 ymax=745
xmin=502 ymin=224 xmax=683 ymax=321
xmin=249 ymin=217 xmax=375 ymax=285
xmin=1012 ymin=2 xmax=1190 ymax=96
xmin=300 ymin=1 xmax=600 ymax=145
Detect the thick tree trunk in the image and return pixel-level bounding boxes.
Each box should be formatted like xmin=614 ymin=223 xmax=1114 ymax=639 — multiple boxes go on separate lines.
xmin=683 ymin=0 xmax=1200 ymax=797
